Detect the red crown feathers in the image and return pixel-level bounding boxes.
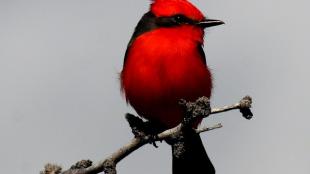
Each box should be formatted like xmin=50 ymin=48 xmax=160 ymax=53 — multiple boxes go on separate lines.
xmin=150 ymin=0 xmax=205 ymax=21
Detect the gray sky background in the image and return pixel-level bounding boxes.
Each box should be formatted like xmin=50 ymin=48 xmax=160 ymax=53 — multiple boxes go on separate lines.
xmin=0 ymin=0 xmax=309 ymax=173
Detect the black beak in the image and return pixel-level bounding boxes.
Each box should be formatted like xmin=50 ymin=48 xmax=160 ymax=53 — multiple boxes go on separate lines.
xmin=196 ymin=19 xmax=225 ymax=28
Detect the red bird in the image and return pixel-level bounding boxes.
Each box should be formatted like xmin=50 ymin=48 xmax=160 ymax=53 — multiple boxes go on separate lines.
xmin=121 ymin=0 xmax=223 ymax=173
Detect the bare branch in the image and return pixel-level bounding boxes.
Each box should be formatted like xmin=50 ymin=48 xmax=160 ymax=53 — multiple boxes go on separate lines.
xmin=40 ymin=164 xmax=62 ymax=174
xmin=211 ymin=103 xmax=240 ymax=114
xmin=210 ymin=96 xmax=253 ymax=120
xmin=43 ymin=95 xmax=253 ymax=174
xmin=196 ymin=123 xmax=223 ymax=134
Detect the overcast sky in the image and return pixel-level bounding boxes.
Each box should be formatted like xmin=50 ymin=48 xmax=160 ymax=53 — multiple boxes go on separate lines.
xmin=0 ymin=0 xmax=309 ymax=174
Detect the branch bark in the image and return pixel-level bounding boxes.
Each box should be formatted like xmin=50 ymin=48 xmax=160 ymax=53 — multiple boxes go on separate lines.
xmin=41 ymin=96 xmax=253 ymax=174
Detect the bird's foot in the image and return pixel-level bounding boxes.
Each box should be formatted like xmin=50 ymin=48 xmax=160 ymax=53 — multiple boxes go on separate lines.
xmin=125 ymin=113 xmax=165 ymax=148
xmin=146 ymin=134 xmax=159 ymax=148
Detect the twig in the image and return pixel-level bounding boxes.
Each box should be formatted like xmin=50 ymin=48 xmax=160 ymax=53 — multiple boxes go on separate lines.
xmin=211 ymin=103 xmax=241 ymax=114
xmin=196 ymin=123 xmax=223 ymax=134
xmin=41 ymin=95 xmax=253 ymax=174
xmin=211 ymin=96 xmax=253 ymax=119
xmin=41 ymin=164 xmax=62 ymax=174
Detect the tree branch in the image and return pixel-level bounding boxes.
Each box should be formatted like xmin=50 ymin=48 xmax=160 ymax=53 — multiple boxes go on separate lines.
xmin=41 ymin=96 xmax=253 ymax=174
xmin=211 ymin=95 xmax=253 ymax=119
xmin=196 ymin=123 xmax=223 ymax=134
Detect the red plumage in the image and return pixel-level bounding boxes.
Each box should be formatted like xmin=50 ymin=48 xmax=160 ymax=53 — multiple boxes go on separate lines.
xmin=151 ymin=0 xmax=205 ymax=21
xmin=121 ymin=25 xmax=212 ymax=128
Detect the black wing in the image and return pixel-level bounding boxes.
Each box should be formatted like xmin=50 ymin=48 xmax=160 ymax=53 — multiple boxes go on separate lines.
xmin=197 ymin=44 xmax=207 ymax=65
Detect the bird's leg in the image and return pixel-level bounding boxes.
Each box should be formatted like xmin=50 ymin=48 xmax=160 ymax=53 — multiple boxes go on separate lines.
xmin=125 ymin=113 xmax=165 ymax=148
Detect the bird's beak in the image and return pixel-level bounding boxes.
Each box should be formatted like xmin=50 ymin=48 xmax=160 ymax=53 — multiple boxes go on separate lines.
xmin=196 ymin=19 xmax=225 ymax=28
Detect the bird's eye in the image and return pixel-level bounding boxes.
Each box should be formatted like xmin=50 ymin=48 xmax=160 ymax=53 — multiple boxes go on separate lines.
xmin=173 ymin=15 xmax=188 ymax=24
xmin=156 ymin=14 xmax=193 ymax=27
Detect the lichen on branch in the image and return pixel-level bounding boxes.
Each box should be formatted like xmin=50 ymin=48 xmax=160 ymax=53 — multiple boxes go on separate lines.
xmin=41 ymin=96 xmax=253 ymax=174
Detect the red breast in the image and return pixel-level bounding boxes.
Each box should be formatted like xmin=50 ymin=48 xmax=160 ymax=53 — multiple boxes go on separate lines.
xmin=121 ymin=25 xmax=212 ymax=128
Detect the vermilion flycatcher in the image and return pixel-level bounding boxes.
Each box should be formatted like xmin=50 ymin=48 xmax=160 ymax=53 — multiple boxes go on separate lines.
xmin=121 ymin=0 xmax=224 ymax=173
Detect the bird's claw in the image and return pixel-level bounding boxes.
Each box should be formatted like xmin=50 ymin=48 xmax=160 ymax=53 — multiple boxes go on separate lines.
xmin=148 ymin=135 xmax=159 ymax=148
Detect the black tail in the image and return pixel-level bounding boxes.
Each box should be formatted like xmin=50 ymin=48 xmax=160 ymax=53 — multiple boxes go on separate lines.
xmin=172 ymin=129 xmax=215 ymax=174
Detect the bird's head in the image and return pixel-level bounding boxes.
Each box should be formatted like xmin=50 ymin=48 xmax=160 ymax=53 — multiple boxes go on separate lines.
xmin=150 ymin=0 xmax=224 ymax=29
